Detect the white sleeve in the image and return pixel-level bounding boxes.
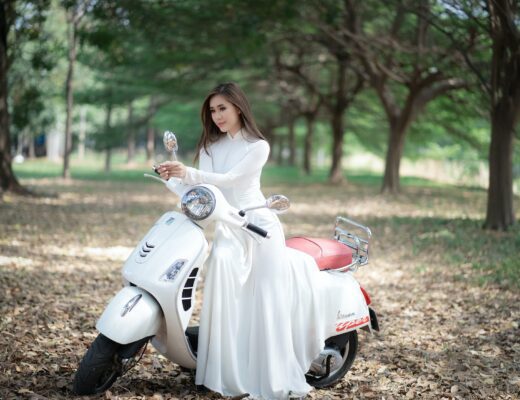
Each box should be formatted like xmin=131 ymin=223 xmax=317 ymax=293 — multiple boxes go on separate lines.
xmin=182 ymin=141 xmax=269 ymax=188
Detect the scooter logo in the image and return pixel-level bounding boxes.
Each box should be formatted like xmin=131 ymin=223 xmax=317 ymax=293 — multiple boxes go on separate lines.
xmin=121 ymin=294 xmax=142 ymax=317
xmin=335 ymin=315 xmax=370 ymax=332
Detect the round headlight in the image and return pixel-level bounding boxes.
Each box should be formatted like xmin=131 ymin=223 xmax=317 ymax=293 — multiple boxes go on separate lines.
xmin=181 ymin=187 xmax=216 ymax=220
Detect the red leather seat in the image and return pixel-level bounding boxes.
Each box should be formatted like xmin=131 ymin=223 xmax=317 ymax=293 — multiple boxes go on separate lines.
xmin=286 ymin=237 xmax=353 ymax=270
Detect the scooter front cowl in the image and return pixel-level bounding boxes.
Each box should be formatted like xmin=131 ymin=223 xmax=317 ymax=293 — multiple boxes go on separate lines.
xmin=96 ymin=286 xmax=162 ymax=344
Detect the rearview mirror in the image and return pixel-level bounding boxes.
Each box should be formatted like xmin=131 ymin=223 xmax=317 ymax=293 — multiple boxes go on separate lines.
xmin=163 ymin=131 xmax=178 ymax=160
xmin=266 ymin=194 xmax=290 ymax=214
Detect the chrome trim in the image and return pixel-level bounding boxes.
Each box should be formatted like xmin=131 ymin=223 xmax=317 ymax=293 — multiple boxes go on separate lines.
xmin=308 ymin=346 xmax=345 ymax=376
xmin=333 ymin=216 xmax=372 ymax=271
xmin=239 ymin=204 xmax=266 ymax=214
xmin=121 ymin=294 xmax=142 ymax=317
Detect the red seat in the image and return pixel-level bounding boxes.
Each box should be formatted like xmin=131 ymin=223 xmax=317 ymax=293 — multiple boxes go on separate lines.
xmin=286 ymin=237 xmax=353 ymax=270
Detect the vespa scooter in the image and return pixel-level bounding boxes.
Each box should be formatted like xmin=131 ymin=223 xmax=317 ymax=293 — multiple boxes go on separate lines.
xmin=73 ymin=132 xmax=379 ymax=395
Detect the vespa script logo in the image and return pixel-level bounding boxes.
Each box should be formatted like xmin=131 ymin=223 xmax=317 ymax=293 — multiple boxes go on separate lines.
xmin=335 ymin=315 xmax=370 ymax=333
xmin=121 ymin=294 xmax=142 ymax=317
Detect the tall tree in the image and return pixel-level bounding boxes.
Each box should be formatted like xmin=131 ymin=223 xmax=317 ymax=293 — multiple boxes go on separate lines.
xmin=273 ymin=27 xmax=362 ymax=183
xmin=483 ymin=0 xmax=519 ymax=230
xmin=0 ymin=0 xmax=49 ymax=195
xmin=274 ymin=67 xmax=322 ymax=174
xmin=317 ymin=0 xmax=466 ymax=193
xmin=432 ymin=0 xmax=519 ymax=230
xmin=62 ymin=0 xmax=91 ymax=179
xmin=126 ymin=102 xmax=135 ymax=164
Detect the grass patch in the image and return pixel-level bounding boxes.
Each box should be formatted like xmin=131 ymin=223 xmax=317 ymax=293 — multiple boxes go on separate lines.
xmin=413 ymin=217 xmax=520 ymax=288
xmin=15 ymin=156 xmax=449 ymax=188
xmin=262 ymin=165 xmax=447 ymax=188
xmin=13 ymin=156 xmax=156 ymax=182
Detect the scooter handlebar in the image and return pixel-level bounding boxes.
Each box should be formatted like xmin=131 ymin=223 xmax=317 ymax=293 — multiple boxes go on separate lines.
xmin=245 ymin=223 xmax=271 ymax=239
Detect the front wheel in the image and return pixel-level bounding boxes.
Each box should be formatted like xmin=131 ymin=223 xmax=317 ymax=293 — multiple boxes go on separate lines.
xmin=306 ymin=331 xmax=358 ymax=388
xmin=73 ymin=334 xmax=148 ymax=395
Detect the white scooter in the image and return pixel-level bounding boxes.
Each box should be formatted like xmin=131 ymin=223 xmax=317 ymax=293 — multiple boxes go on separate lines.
xmin=73 ymin=132 xmax=379 ymax=396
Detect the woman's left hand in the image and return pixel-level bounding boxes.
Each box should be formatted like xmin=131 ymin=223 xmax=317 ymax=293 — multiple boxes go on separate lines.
xmin=157 ymin=161 xmax=187 ymax=180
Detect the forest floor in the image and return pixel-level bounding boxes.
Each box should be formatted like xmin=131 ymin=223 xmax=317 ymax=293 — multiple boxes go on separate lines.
xmin=0 ymin=177 xmax=519 ymax=400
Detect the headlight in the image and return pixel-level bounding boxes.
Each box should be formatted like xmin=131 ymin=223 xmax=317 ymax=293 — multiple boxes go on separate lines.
xmin=181 ymin=186 xmax=216 ymax=220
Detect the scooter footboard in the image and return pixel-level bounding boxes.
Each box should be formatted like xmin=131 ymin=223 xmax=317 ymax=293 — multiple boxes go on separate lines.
xmin=96 ymin=286 xmax=162 ymax=344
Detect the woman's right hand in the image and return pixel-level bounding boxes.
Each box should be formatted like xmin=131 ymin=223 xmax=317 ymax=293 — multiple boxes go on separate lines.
xmin=157 ymin=161 xmax=187 ymax=180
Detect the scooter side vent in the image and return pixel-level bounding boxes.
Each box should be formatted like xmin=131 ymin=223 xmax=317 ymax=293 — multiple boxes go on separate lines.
xmin=138 ymin=241 xmax=155 ymax=258
xmin=181 ymin=268 xmax=199 ymax=311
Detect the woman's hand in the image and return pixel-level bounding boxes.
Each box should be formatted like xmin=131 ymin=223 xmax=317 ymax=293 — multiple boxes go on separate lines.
xmin=157 ymin=161 xmax=187 ymax=180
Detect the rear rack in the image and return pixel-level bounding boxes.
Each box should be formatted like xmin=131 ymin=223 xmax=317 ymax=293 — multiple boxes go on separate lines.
xmin=333 ymin=216 xmax=372 ymax=272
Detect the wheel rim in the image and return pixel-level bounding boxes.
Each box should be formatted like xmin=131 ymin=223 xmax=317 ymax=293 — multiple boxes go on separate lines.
xmin=306 ymin=333 xmax=354 ymax=383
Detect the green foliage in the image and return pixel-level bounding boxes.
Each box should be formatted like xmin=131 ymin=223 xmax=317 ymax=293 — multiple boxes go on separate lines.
xmin=6 ymin=0 xmax=517 ymax=197
xmin=8 ymin=0 xmax=57 ymax=137
xmin=406 ymin=90 xmax=490 ymax=161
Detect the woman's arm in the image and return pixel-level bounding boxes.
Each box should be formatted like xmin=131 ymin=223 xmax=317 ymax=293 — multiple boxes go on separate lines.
xmin=157 ymin=147 xmax=213 ymax=180
xmin=183 ymin=140 xmax=269 ymax=188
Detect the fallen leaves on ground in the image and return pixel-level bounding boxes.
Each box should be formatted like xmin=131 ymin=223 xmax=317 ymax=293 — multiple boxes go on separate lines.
xmin=0 ymin=179 xmax=519 ymax=400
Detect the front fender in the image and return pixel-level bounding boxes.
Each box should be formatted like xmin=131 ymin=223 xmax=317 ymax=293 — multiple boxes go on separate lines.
xmin=96 ymin=286 xmax=162 ymax=344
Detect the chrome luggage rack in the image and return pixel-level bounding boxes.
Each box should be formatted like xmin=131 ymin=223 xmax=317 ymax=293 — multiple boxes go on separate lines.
xmin=333 ymin=216 xmax=372 ymax=272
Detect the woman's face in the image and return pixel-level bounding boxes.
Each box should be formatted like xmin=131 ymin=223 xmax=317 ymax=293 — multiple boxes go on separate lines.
xmin=209 ymin=94 xmax=242 ymax=135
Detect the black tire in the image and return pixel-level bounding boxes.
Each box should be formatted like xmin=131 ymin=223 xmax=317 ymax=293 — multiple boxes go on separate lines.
xmin=73 ymin=334 xmax=148 ymax=395
xmin=306 ymin=331 xmax=358 ymax=389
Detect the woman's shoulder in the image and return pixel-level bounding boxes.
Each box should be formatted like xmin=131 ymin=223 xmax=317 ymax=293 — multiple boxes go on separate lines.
xmin=243 ymin=131 xmax=269 ymax=149
xmin=246 ymin=138 xmax=269 ymax=155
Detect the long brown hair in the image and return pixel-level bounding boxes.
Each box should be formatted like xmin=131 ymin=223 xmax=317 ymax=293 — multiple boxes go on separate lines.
xmin=195 ymin=82 xmax=266 ymax=161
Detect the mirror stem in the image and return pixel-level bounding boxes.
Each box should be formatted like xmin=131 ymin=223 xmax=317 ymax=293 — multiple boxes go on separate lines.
xmin=239 ymin=204 xmax=266 ymax=216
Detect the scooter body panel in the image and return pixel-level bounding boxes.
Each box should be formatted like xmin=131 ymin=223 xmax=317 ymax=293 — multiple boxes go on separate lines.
xmin=121 ymin=210 xmax=209 ymax=368
xmin=325 ymin=271 xmax=371 ymax=335
xmin=96 ymin=286 xmax=162 ymax=344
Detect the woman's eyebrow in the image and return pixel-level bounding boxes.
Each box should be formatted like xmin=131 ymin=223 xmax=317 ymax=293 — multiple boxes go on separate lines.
xmin=210 ymin=103 xmax=226 ymax=109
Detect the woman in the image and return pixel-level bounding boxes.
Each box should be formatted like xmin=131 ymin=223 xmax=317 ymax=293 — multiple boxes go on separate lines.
xmin=158 ymin=83 xmax=328 ymax=399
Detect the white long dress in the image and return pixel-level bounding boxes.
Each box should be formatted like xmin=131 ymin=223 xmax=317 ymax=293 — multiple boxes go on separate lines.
xmin=181 ymin=130 xmax=366 ymax=399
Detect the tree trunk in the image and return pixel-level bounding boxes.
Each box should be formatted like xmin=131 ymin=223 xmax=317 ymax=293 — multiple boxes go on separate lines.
xmin=28 ymin=132 xmax=35 ymax=158
xmin=78 ymin=106 xmax=86 ymax=160
xmin=328 ymin=58 xmax=350 ymax=184
xmin=329 ymin=112 xmax=345 ymax=183
xmin=62 ymin=12 xmax=77 ymax=179
xmin=126 ymin=102 xmax=135 ymax=164
xmin=146 ymin=126 xmax=155 ymax=162
xmin=105 ymin=147 xmax=112 ymax=173
xmin=483 ymin=0 xmax=519 ymax=230
xmin=381 ymin=119 xmax=407 ymax=194
xmin=277 ymin=135 xmax=285 ymax=166
xmin=288 ymin=116 xmax=296 ymax=166
xmin=145 ymin=96 xmax=157 ymax=162
xmin=303 ymin=113 xmax=315 ymax=175
xmin=104 ymin=104 xmax=113 ymax=173
xmin=484 ymin=104 xmax=515 ymax=230
xmin=16 ymin=132 xmax=22 ymax=154
xmin=0 ymin=3 xmax=29 ymax=195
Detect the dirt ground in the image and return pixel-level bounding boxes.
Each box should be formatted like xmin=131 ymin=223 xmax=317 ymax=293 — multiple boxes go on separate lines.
xmin=0 ymin=179 xmax=519 ymax=400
